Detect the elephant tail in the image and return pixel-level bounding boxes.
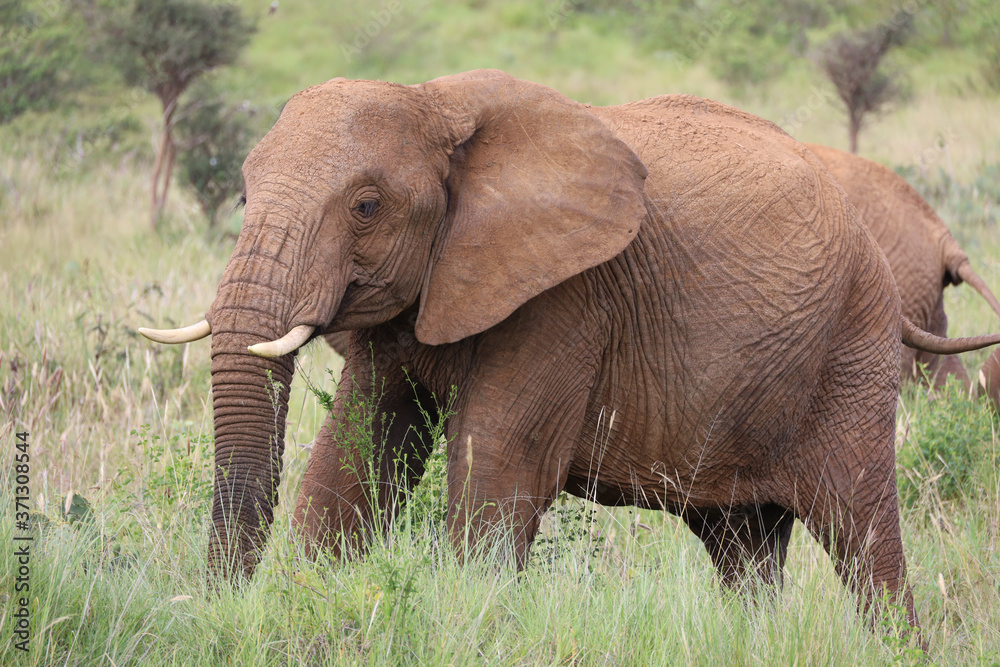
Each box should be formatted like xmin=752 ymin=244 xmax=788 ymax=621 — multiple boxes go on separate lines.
xmin=954 ymin=260 xmax=1000 ymax=322
xmin=939 ymin=230 xmax=1000 ymax=321
xmin=902 ymin=316 xmax=1000 ymax=354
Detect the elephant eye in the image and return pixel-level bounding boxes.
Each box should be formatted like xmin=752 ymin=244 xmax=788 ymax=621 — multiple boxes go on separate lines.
xmin=353 ymin=199 xmax=380 ymax=220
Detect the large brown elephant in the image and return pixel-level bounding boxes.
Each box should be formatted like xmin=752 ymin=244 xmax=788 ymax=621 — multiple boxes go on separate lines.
xmin=139 ymin=70 xmax=1000 ymax=633
xmin=807 ymin=144 xmax=1000 ymax=387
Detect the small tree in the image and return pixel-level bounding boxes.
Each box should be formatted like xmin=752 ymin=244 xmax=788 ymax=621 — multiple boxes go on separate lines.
xmin=176 ymin=93 xmax=259 ymax=227
xmin=96 ymin=0 xmax=254 ymax=228
xmin=818 ymin=16 xmax=912 ymax=153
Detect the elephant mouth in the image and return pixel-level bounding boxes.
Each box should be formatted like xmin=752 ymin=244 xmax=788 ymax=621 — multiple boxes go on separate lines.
xmin=328 ymin=271 xmax=401 ymax=327
xmin=336 ymin=279 xmax=364 ymax=316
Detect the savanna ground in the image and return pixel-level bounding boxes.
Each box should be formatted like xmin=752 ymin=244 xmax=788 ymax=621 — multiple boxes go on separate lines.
xmin=2 ymin=1 xmax=1000 ymax=664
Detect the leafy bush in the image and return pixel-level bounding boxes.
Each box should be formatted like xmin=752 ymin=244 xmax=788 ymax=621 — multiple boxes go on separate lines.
xmin=404 ymin=382 xmax=456 ymax=528
xmin=894 ymin=163 xmax=1000 ymax=253
xmin=120 ymin=423 xmax=214 ymax=522
xmin=897 ymin=379 xmax=998 ymax=507
xmin=707 ymin=13 xmax=791 ymax=87
xmin=971 ymin=0 xmax=1000 ymax=91
xmin=0 ymin=0 xmax=82 ymax=123
xmin=176 ymin=92 xmax=262 ymax=227
xmin=589 ymin=0 xmax=832 ymax=88
xmin=533 ymin=492 xmax=600 ymax=565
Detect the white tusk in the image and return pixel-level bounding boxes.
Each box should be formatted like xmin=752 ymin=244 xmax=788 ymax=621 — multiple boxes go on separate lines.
xmin=138 ymin=319 xmax=211 ymax=344
xmin=248 ymin=325 xmax=315 ymax=358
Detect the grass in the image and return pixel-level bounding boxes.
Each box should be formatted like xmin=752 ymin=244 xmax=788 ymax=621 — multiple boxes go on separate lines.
xmin=3 ymin=394 xmax=998 ymax=664
xmin=3 ymin=1 xmax=1000 ymax=663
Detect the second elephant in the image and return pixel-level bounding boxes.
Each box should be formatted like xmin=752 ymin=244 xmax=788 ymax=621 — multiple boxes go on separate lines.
xmin=807 ymin=144 xmax=1000 ymax=387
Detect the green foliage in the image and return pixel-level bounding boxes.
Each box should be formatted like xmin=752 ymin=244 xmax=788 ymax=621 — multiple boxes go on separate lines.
xmin=705 ymin=6 xmax=795 ymax=87
xmin=975 ymin=0 xmax=1000 ymax=91
xmin=566 ymin=0 xmax=835 ymax=88
xmin=896 ymin=379 xmax=998 ymax=507
xmin=176 ymin=88 xmax=264 ymax=226
xmin=0 ymin=0 xmax=83 ymax=123
xmin=123 ymin=423 xmax=214 ymax=521
xmin=95 ymin=0 xmax=255 ymax=104
xmin=877 ymin=595 xmax=927 ymax=665
xmin=894 ymin=163 xmax=1000 ymax=254
xmin=61 ymin=491 xmax=92 ymax=524
xmin=404 ymin=380 xmax=457 ymax=528
xmin=534 ymin=491 xmax=600 ymax=565
xmin=303 ymin=358 xmax=458 ymax=535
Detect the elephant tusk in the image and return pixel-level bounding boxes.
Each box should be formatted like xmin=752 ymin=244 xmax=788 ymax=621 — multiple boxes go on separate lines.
xmin=138 ymin=319 xmax=211 ymax=344
xmin=248 ymin=325 xmax=315 ymax=358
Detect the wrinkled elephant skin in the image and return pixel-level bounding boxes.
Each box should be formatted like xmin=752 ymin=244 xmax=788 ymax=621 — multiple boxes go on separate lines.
xmin=191 ymin=71 xmax=924 ymax=633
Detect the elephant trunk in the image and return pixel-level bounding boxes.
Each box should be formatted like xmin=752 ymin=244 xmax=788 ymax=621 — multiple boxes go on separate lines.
xmin=204 ymin=203 xmax=341 ymax=580
xmin=207 ymin=306 xmax=295 ymax=581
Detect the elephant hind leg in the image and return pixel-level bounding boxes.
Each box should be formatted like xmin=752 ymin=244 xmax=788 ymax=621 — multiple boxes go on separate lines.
xmin=792 ymin=471 xmax=917 ymax=633
xmin=911 ymin=292 xmax=969 ymax=388
xmin=684 ymin=503 xmax=795 ymax=591
xmin=788 ymin=351 xmax=920 ymax=637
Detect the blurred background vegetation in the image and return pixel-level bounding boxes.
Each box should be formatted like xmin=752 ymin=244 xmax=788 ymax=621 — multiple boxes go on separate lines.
xmin=2 ymin=0 xmax=1000 ymax=233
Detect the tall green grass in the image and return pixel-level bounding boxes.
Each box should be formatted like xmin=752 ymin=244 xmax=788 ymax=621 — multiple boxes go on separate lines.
xmin=4 ymin=372 xmax=999 ymax=664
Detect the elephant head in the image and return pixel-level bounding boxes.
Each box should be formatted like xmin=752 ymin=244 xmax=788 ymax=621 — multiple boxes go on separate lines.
xmin=141 ymin=69 xmax=648 ymax=580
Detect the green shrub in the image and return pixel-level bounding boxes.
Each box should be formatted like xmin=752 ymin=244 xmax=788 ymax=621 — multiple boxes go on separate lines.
xmin=0 ymin=0 xmax=82 ymax=123
xmin=972 ymin=0 xmax=1000 ymax=91
xmin=176 ymin=91 xmax=264 ymax=227
xmin=896 ymin=378 xmax=998 ymax=507
xmin=708 ymin=25 xmax=790 ymax=87
xmin=894 ymin=163 xmax=1000 ymax=253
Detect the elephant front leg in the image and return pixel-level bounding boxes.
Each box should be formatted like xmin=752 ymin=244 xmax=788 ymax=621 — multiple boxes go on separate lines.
xmin=293 ymin=352 xmax=438 ymax=561
xmin=442 ymin=326 xmax=599 ymax=569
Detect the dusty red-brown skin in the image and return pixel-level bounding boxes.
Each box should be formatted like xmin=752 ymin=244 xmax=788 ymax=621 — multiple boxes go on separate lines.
xmin=204 ymin=70 xmax=924 ymax=633
xmin=807 ymin=143 xmax=1000 ymax=389
xmin=977 ymin=347 xmax=1000 ymax=409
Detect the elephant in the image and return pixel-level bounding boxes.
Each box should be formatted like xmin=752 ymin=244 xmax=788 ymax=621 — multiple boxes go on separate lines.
xmin=138 ymin=70 xmax=1000 ymax=634
xmin=806 ymin=143 xmax=1000 ymax=388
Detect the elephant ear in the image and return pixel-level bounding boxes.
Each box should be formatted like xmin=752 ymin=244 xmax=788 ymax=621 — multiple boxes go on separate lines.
xmin=413 ymin=70 xmax=649 ymax=345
